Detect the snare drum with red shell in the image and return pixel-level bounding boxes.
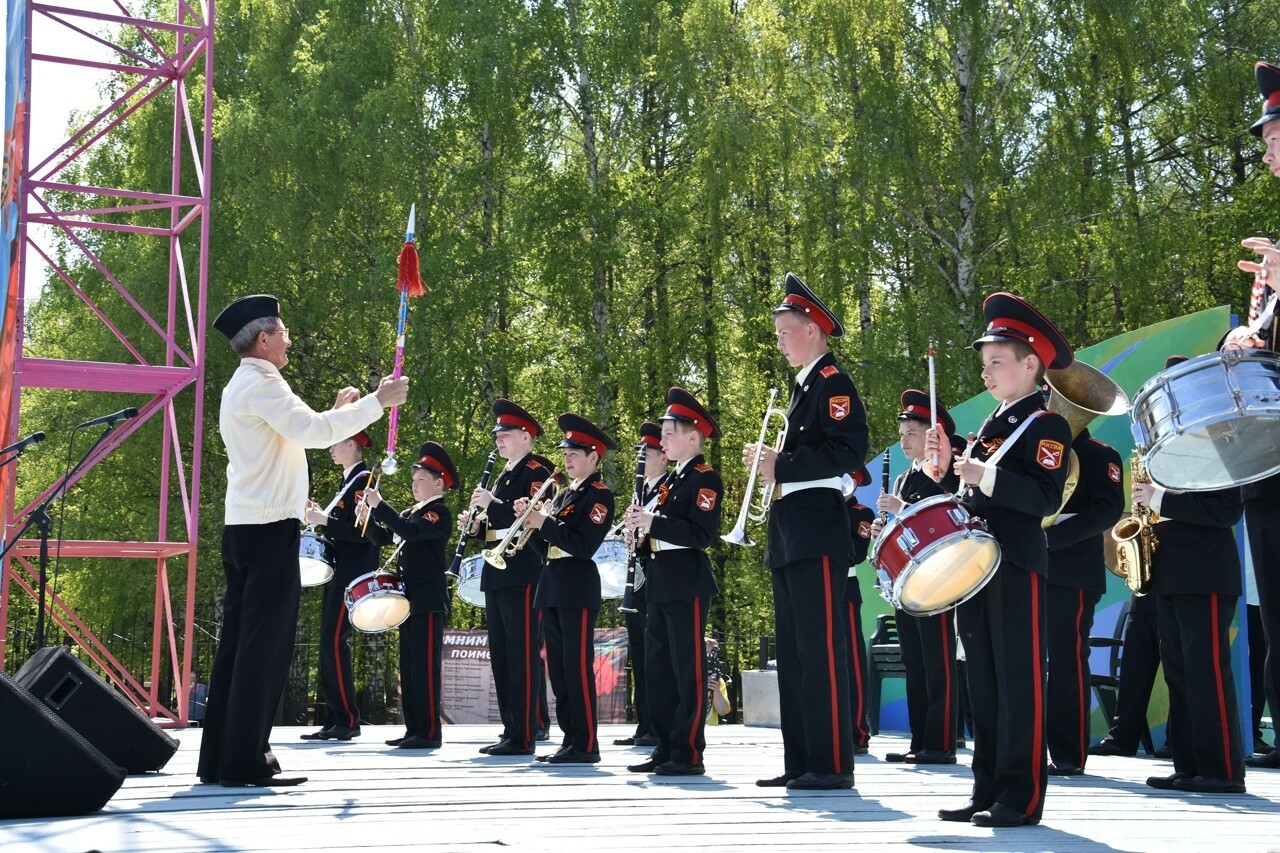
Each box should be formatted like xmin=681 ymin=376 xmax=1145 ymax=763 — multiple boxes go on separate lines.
xmin=343 ymin=570 xmax=411 ymax=633
xmin=869 ymin=494 xmax=1001 ymax=617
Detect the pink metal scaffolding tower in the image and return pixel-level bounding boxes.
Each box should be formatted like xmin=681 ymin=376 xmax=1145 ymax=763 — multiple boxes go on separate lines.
xmin=0 ymin=0 xmax=214 ymax=725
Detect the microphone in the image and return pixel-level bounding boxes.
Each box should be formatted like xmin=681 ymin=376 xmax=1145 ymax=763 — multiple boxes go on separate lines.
xmin=0 ymin=431 xmax=46 ymax=455
xmin=76 ymin=408 xmax=139 ymax=430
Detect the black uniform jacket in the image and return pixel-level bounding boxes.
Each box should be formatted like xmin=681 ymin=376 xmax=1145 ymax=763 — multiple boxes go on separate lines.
xmin=534 ymin=472 xmax=615 ymax=610
xmin=370 ymin=497 xmax=453 ymax=614
xmin=963 ymin=393 xmax=1072 ymax=576
xmin=324 ymin=462 xmax=381 ymax=575
xmin=848 ymin=500 xmax=876 ymax=567
xmin=896 ymin=465 xmax=961 ymax=507
xmin=1147 ymin=488 xmax=1243 ymax=597
xmin=1046 ymin=430 xmax=1125 ymax=593
xmin=766 ymin=352 xmax=869 ymax=569
xmin=641 ymin=455 xmax=722 ymax=604
xmin=481 ymin=453 xmax=553 ymax=589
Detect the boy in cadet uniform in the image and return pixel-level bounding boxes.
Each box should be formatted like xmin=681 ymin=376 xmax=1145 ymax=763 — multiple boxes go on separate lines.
xmin=929 ymin=292 xmax=1073 ymax=827
xmin=465 ymin=399 xmax=553 ymax=757
xmin=843 ymin=465 xmax=876 ymax=756
xmin=522 ymin=414 xmax=617 ymax=764
xmin=360 ymin=441 xmax=459 ymax=750
xmin=624 ymin=388 xmax=724 ymax=776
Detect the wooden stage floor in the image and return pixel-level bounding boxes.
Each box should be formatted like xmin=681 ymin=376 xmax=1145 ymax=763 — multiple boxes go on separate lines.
xmin=2 ymin=723 xmax=1278 ymax=852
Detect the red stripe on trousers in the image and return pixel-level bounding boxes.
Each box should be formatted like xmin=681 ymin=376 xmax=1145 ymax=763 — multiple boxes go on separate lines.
xmin=522 ymin=585 xmax=533 ymax=744
xmin=1073 ymin=589 xmax=1088 ymax=766
xmin=426 ymin=612 xmax=439 ymax=739
xmin=822 ymin=556 xmax=841 ymax=775
xmin=334 ymin=605 xmax=355 ymax=726
xmin=845 ymin=602 xmax=865 ymax=737
xmin=578 ymin=610 xmax=596 ymax=753
xmin=688 ymin=597 xmax=705 ymax=763
xmin=1027 ymin=573 xmax=1045 ymax=816
xmin=940 ymin=610 xmax=953 ymax=750
xmin=1209 ymin=593 xmax=1234 ymax=780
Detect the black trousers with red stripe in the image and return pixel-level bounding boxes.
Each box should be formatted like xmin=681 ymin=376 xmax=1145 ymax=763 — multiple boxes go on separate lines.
xmin=399 ymin=609 xmax=444 ymax=741
xmin=486 ymin=584 xmax=542 ymax=747
xmin=319 ymin=565 xmax=361 ymax=729
xmin=1157 ymin=592 xmax=1245 ymax=782
xmin=542 ymin=607 xmax=599 ymax=754
xmin=1104 ymin=600 xmax=1161 ymax=752
xmin=645 ymin=596 xmax=711 ymax=766
xmin=898 ymin=607 xmax=959 ymax=754
xmin=623 ymin=591 xmax=655 ymax=739
xmin=843 ymin=575 xmax=870 ymax=749
xmin=771 ymin=556 xmax=854 ymax=778
xmin=1046 ymin=584 xmax=1100 ymax=769
xmin=957 ymin=563 xmax=1048 ymax=820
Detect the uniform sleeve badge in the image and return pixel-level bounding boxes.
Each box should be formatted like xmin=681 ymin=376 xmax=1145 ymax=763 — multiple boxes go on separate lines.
xmin=530 ymin=481 xmax=543 ymax=497
xmin=589 ymin=503 xmax=608 ymax=525
xmin=1036 ymin=439 xmax=1065 ymax=470
xmin=425 ymin=510 xmax=439 ymax=524
xmin=1108 ymin=462 xmax=1122 ymax=483
xmin=857 ymin=520 xmax=872 ymax=539
xmin=820 ymin=365 xmax=839 ymax=378
xmin=829 ymin=395 xmax=851 ymax=421
xmin=696 ymin=488 xmax=718 ymax=511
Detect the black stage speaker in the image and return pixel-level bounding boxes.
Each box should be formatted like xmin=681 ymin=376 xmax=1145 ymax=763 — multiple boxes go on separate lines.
xmin=0 ymin=673 xmax=126 ymax=818
xmin=15 ymin=645 xmax=180 ymax=774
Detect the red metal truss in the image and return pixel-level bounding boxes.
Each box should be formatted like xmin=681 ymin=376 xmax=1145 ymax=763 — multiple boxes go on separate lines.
xmin=1 ymin=0 xmax=214 ymax=726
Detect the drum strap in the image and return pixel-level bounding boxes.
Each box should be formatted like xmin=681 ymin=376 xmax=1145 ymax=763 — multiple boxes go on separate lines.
xmin=978 ymin=411 xmax=1044 ymax=467
xmin=321 ymin=468 xmax=366 ymax=517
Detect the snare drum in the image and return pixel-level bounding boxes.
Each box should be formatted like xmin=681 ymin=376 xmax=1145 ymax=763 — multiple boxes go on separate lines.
xmin=343 ymin=570 xmax=411 ymax=633
xmin=869 ymin=495 xmax=1001 ymax=617
xmin=299 ymin=530 xmax=334 ymax=587
xmin=1131 ymin=350 xmax=1280 ymax=490
xmin=456 ymin=554 xmax=486 ymax=608
xmin=593 ymin=536 xmax=628 ymax=600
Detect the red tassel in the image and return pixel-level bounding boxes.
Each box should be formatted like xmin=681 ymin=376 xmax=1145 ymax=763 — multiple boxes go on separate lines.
xmin=398 ymin=241 xmax=428 ymax=297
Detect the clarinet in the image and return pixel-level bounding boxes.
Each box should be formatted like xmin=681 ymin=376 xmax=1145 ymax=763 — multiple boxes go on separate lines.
xmin=879 ymin=448 xmax=891 ymax=523
xmin=619 ymin=443 xmax=648 ymax=614
xmin=446 ymin=450 xmax=498 ymax=579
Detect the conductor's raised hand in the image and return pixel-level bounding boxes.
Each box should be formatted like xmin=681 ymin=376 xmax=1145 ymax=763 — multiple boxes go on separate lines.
xmin=374 ymin=375 xmax=410 ymax=408
xmin=333 ymin=387 xmax=361 ymax=409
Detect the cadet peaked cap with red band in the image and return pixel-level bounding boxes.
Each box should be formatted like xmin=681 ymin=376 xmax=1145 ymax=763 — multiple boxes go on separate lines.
xmin=213 ymin=293 xmax=279 ymax=340
xmin=411 ymin=441 xmax=460 ymax=489
xmin=898 ymin=389 xmax=956 ymax=436
xmin=637 ymin=421 xmax=663 ymax=450
xmin=1251 ymin=62 xmax=1280 ymax=136
xmin=972 ymin=291 xmax=1073 ymax=371
xmin=557 ymin=413 xmax=618 ymax=457
xmin=491 ymin=398 xmax=543 ymax=436
xmin=348 ymin=430 xmax=372 ymax=449
xmin=661 ymin=386 xmax=721 ymax=439
xmin=772 ymin=272 xmax=845 ymax=338
xmin=1165 ymin=354 xmax=1189 ymax=370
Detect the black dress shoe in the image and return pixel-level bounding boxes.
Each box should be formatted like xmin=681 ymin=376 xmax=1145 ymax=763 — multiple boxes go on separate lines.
xmin=536 ymin=728 xmax=551 ymax=742
xmin=1088 ymin=739 xmax=1135 ymax=757
xmin=1246 ymin=748 xmax=1280 ymax=768
xmin=198 ymin=776 xmax=218 ymax=784
xmin=938 ymin=802 xmax=983 ymax=822
xmin=908 ymin=749 xmax=956 ymax=765
xmin=486 ymin=740 xmax=534 ymax=756
xmin=855 ymin=744 xmax=869 ymax=755
xmin=545 ymin=749 xmax=600 ymax=764
xmin=786 ymin=772 xmax=855 ymax=790
xmin=1146 ymin=772 xmax=1193 ymax=790
xmin=1172 ymin=775 xmax=1246 ymax=794
xmin=385 ymin=736 xmax=407 ymax=747
xmin=397 ymin=736 xmax=442 ymax=749
xmin=319 ymin=725 xmax=361 ymax=741
xmin=1048 ymin=763 xmax=1084 ymax=777
xmin=654 ymin=761 xmax=705 ymax=776
xmin=885 ymin=751 xmax=915 ymax=762
xmin=300 ymin=727 xmax=333 ymax=741
xmin=627 ymin=759 xmax=660 ymax=773
xmin=971 ymin=802 xmax=1038 ymax=827
xmin=536 ymin=745 xmax=571 ymax=763
xmin=755 ymin=773 xmax=798 ymax=788
xmin=478 ymin=740 xmax=507 ymax=754
xmin=634 ymin=734 xmax=661 ymax=747
xmin=1153 ymin=745 xmax=1173 ymax=759
xmin=613 ymin=736 xmax=637 ymax=746
xmin=221 ymin=775 xmax=307 ymax=788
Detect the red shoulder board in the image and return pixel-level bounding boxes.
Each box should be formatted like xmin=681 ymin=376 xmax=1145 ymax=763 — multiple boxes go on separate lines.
xmin=592 ymin=480 xmax=608 ymax=489
xmin=820 ymin=365 xmax=839 ymax=378
xmin=525 ymin=459 xmax=543 ymax=470
xmin=695 ymin=463 xmax=713 ymax=473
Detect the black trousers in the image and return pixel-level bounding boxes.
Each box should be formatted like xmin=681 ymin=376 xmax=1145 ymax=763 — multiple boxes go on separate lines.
xmin=197 ymin=520 xmax=301 ymax=782
xmin=624 ymin=595 xmax=654 ymax=738
xmin=1104 ymin=602 xmax=1161 ymax=752
xmin=319 ymin=563 xmax=361 ymax=729
xmin=898 ymin=607 xmax=959 ymax=753
xmin=1157 ymin=592 xmax=1245 ymax=782
xmin=1245 ymin=496 xmax=1280 ymax=749
xmin=485 ymin=584 xmax=541 ymax=747
xmin=771 ymin=555 xmax=854 ymax=778
xmin=400 ymin=609 xmax=445 ymax=741
xmin=1046 ymin=585 xmax=1100 ymax=769
xmin=542 ymin=606 xmax=599 ymax=754
xmin=645 ymin=595 xmax=711 ymax=766
xmin=957 ymin=564 xmax=1048 ymax=821
xmin=842 ymin=575 xmax=870 ymax=748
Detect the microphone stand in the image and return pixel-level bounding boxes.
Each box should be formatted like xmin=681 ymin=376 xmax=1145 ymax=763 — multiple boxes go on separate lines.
xmin=0 ymin=423 xmax=123 ymax=652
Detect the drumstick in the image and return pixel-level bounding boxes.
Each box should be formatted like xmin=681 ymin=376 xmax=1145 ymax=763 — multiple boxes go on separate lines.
xmin=928 ymin=342 xmax=939 ymax=476
xmin=358 ymin=472 xmax=379 ymax=536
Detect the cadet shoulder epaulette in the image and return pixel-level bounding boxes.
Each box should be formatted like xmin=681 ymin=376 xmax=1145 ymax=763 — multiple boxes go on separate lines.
xmin=525 ymin=458 xmax=543 ymax=470
xmin=695 ymin=463 xmax=713 ymax=473
xmin=820 ymin=365 xmax=839 ymax=378
xmin=591 ymin=480 xmax=609 ymax=489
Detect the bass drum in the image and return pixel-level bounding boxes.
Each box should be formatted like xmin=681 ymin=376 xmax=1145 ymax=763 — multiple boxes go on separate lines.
xmin=343 ymin=570 xmax=410 ymax=633
xmin=593 ymin=537 xmax=628 ymax=600
xmin=299 ymin=530 xmax=334 ymax=587
xmin=456 ymin=554 xmax=486 ymax=608
xmin=869 ymin=495 xmax=1001 ymax=617
xmin=1131 ymin=350 xmax=1280 ymax=490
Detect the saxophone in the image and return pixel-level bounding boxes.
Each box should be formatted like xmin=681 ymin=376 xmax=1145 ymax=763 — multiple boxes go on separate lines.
xmin=1110 ymin=451 xmax=1157 ymax=596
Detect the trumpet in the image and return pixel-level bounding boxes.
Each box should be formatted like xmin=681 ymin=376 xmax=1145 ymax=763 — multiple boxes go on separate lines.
xmin=722 ymin=387 xmax=789 ymax=547
xmin=481 ymin=470 xmax=560 ymax=569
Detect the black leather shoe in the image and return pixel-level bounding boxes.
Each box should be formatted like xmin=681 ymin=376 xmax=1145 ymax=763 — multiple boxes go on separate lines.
xmin=486 ymin=740 xmax=534 ymax=756
xmin=613 ymin=736 xmax=637 ymax=746
xmin=1048 ymin=763 xmax=1084 ymax=777
xmin=755 ymin=773 xmax=798 ymax=788
xmin=300 ymin=727 xmax=333 ymax=741
xmin=319 ymin=725 xmax=361 ymax=741
xmin=855 ymin=744 xmax=869 ymax=755
xmin=786 ymin=772 xmax=855 ymax=790
xmin=885 ymin=751 xmax=915 ymax=762
xmin=397 ymin=736 xmax=442 ymax=749
xmin=221 ymin=775 xmax=307 ymax=788
xmin=971 ymin=803 xmax=1038 ymax=827
xmin=908 ymin=749 xmax=956 ymax=765
xmin=535 ymin=745 xmax=571 ymax=763
xmin=1172 ymin=775 xmax=1246 ymax=794
xmin=536 ymin=728 xmax=551 ymax=742
xmin=198 ymin=776 xmax=218 ymax=784
xmin=385 ymin=736 xmax=407 ymax=747
xmin=1088 ymin=739 xmax=1135 ymax=757
xmin=1146 ymin=772 xmax=1192 ymax=790
xmin=1153 ymin=745 xmax=1173 ymax=759
xmin=1246 ymin=748 xmax=1280 ymax=768
xmin=478 ymin=740 xmax=505 ymax=754
xmin=634 ymin=733 xmax=661 ymax=747
xmin=545 ymin=749 xmax=600 ymax=764
xmin=938 ymin=802 xmax=983 ymax=822
xmin=627 ymin=759 xmax=660 ymax=773
xmin=654 ymin=761 xmax=705 ymax=776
